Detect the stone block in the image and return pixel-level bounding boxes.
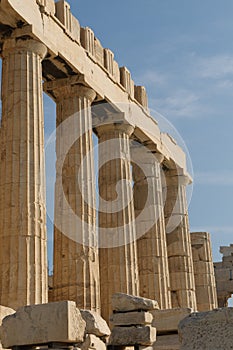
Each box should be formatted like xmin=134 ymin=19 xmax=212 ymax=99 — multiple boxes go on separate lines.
xmin=151 ymin=308 xmax=192 ymax=334
xmin=94 ymin=38 xmax=104 ymax=66
xmin=134 ymin=86 xmax=148 ymax=109
xmin=168 ymin=256 xmax=193 ymax=273
xmin=104 ymin=48 xmax=114 ymax=75
xmin=153 ymin=334 xmax=181 ymax=350
xmin=120 ymin=67 xmax=134 ymax=98
xmin=55 ymin=0 xmax=72 ymax=31
xmin=0 ymin=306 xmax=15 ymax=350
xmin=112 ymin=293 xmax=159 ymax=312
xmin=169 ymin=272 xmax=194 ymax=290
xmin=80 ymin=334 xmax=106 ymax=350
xmin=71 ymin=15 xmax=81 ymax=43
xmin=194 ymin=271 xmax=216 ymax=286
xmin=110 ymin=311 xmax=153 ymax=326
xmin=113 ymin=60 xmax=120 ymax=83
xmin=171 ymin=290 xmax=197 ymax=310
xmin=0 ymin=306 xmax=15 ymax=326
xmin=81 ymin=27 xmax=95 ymax=56
xmin=80 ymin=309 xmax=110 ymax=337
xmin=193 ymin=260 xmax=213 ymax=274
xmin=178 ymin=307 xmax=233 ymax=350
xmin=37 ymin=0 xmax=55 ymax=15
xmin=0 ymin=301 xmax=85 ymax=348
xmin=109 ymin=325 xmax=156 ymax=346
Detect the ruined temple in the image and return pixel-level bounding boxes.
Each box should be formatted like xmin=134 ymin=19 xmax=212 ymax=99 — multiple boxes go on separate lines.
xmin=0 ymin=1 xmax=230 ymax=349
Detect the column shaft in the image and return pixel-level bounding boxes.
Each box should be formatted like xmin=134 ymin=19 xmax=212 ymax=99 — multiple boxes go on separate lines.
xmin=191 ymin=232 xmax=218 ymax=311
xmin=97 ymin=124 xmax=139 ymax=322
xmin=132 ymin=149 xmax=171 ymax=309
xmin=164 ymin=169 xmax=197 ymax=310
xmin=46 ymin=80 xmax=100 ymax=312
xmin=0 ymin=38 xmax=48 ymax=309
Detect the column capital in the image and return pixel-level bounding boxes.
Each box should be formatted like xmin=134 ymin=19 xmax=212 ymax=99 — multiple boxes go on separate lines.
xmin=191 ymin=232 xmax=210 ymax=243
xmin=131 ymin=145 xmax=164 ymax=165
xmin=44 ymin=77 xmax=96 ymax=102
xmin=2 ymin=38 xmax=47 ymax=60
xmin=95 ymin=123 xmax=134 ymax=138
xmin=165 ymin=169 xmax=191 ymax=186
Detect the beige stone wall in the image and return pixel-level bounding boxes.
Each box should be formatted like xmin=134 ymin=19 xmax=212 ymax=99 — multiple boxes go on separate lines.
xmin=191 ymin=232 xmax=218 ymax=311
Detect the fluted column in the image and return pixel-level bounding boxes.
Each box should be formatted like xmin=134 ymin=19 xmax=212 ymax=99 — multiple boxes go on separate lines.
xmin=44 ymin=79 xmax=100 ymax=312
xmin=96 ymin=123 xmax=139 ymax=322
xmin=132 ymin=147 xmax=171 ymax=309
xmin=191 ymin=232 xmax=218 ymax=311
xmin=164 ymin=169 xmax=197 ymax=310
xmin=0 ymin=38 xmax=48 ymax=309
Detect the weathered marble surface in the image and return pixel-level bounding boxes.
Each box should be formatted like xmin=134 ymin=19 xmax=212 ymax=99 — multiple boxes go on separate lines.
xmin=179 ymin=307 xmax=233 ymax=350
xmin=0 ymin=301 xmax=85 ymax=348
xmin=112 ymin=293 xmax=159 ymax=312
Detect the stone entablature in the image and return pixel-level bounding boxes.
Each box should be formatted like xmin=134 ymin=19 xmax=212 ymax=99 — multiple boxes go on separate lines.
xmin=0 ymin=0 xmax=189 ymax=173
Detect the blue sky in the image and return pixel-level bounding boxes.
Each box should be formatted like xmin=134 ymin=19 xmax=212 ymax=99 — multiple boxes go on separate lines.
xmin=46 ymin=0 xmax=233 ymax=264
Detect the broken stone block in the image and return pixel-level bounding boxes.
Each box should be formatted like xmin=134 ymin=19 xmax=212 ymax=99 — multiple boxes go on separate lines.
xmin=151 ymin=308 xmax=192 ymax=334
xmin=80 ymin=334 xmax=106 ymax=350
xmin=178 ymin=307 xmax=233 ymax=350
xmin=0 ymin=301 xmax=86 ymax=348
xmin=0 ymin=306 xmax=15 ymax=350
xmin=0 ymin=306 xmax=15 ymax=326
xmin=109 ymin=325 xmax=156 ymax=346
xmin=80 ymin=309 xmax=110 ymax=338
xmin=112 ymin=293 xmax=159 ymax=312
xmin=110 ymin=311 xmax=153 ymax=326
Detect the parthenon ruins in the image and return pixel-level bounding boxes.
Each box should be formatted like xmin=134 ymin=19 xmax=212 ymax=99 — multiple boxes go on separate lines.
xmin=0 ymin=1 xmax=231 ymax=349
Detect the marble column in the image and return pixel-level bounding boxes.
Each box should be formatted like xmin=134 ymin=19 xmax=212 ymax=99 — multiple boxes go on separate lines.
xmin=191 ymin=232 xmax=218 ymax=311
xmin=96 ymin=123 xmax=139 ymax=322
xmin=44 ymin=78 xmax=100 ymax=312
xmin=132 ymin=147 xmax=171 ymax=309
xmin=0 ymin=38 xmax=48 ymax=309
xmin=164 ymin=169 xmax=197 ymax=310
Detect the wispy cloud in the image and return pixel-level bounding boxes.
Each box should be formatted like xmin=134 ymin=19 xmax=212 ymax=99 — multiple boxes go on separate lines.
xmin=197 ymin=54 xmax=233 ymax=79
xmin=194 ymin=171 xmax=233 ymax=186
xmin=135 ymin=70 xmax=168 ymax=87
xmin=152 ymin=90 xmax=202 ymax=119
